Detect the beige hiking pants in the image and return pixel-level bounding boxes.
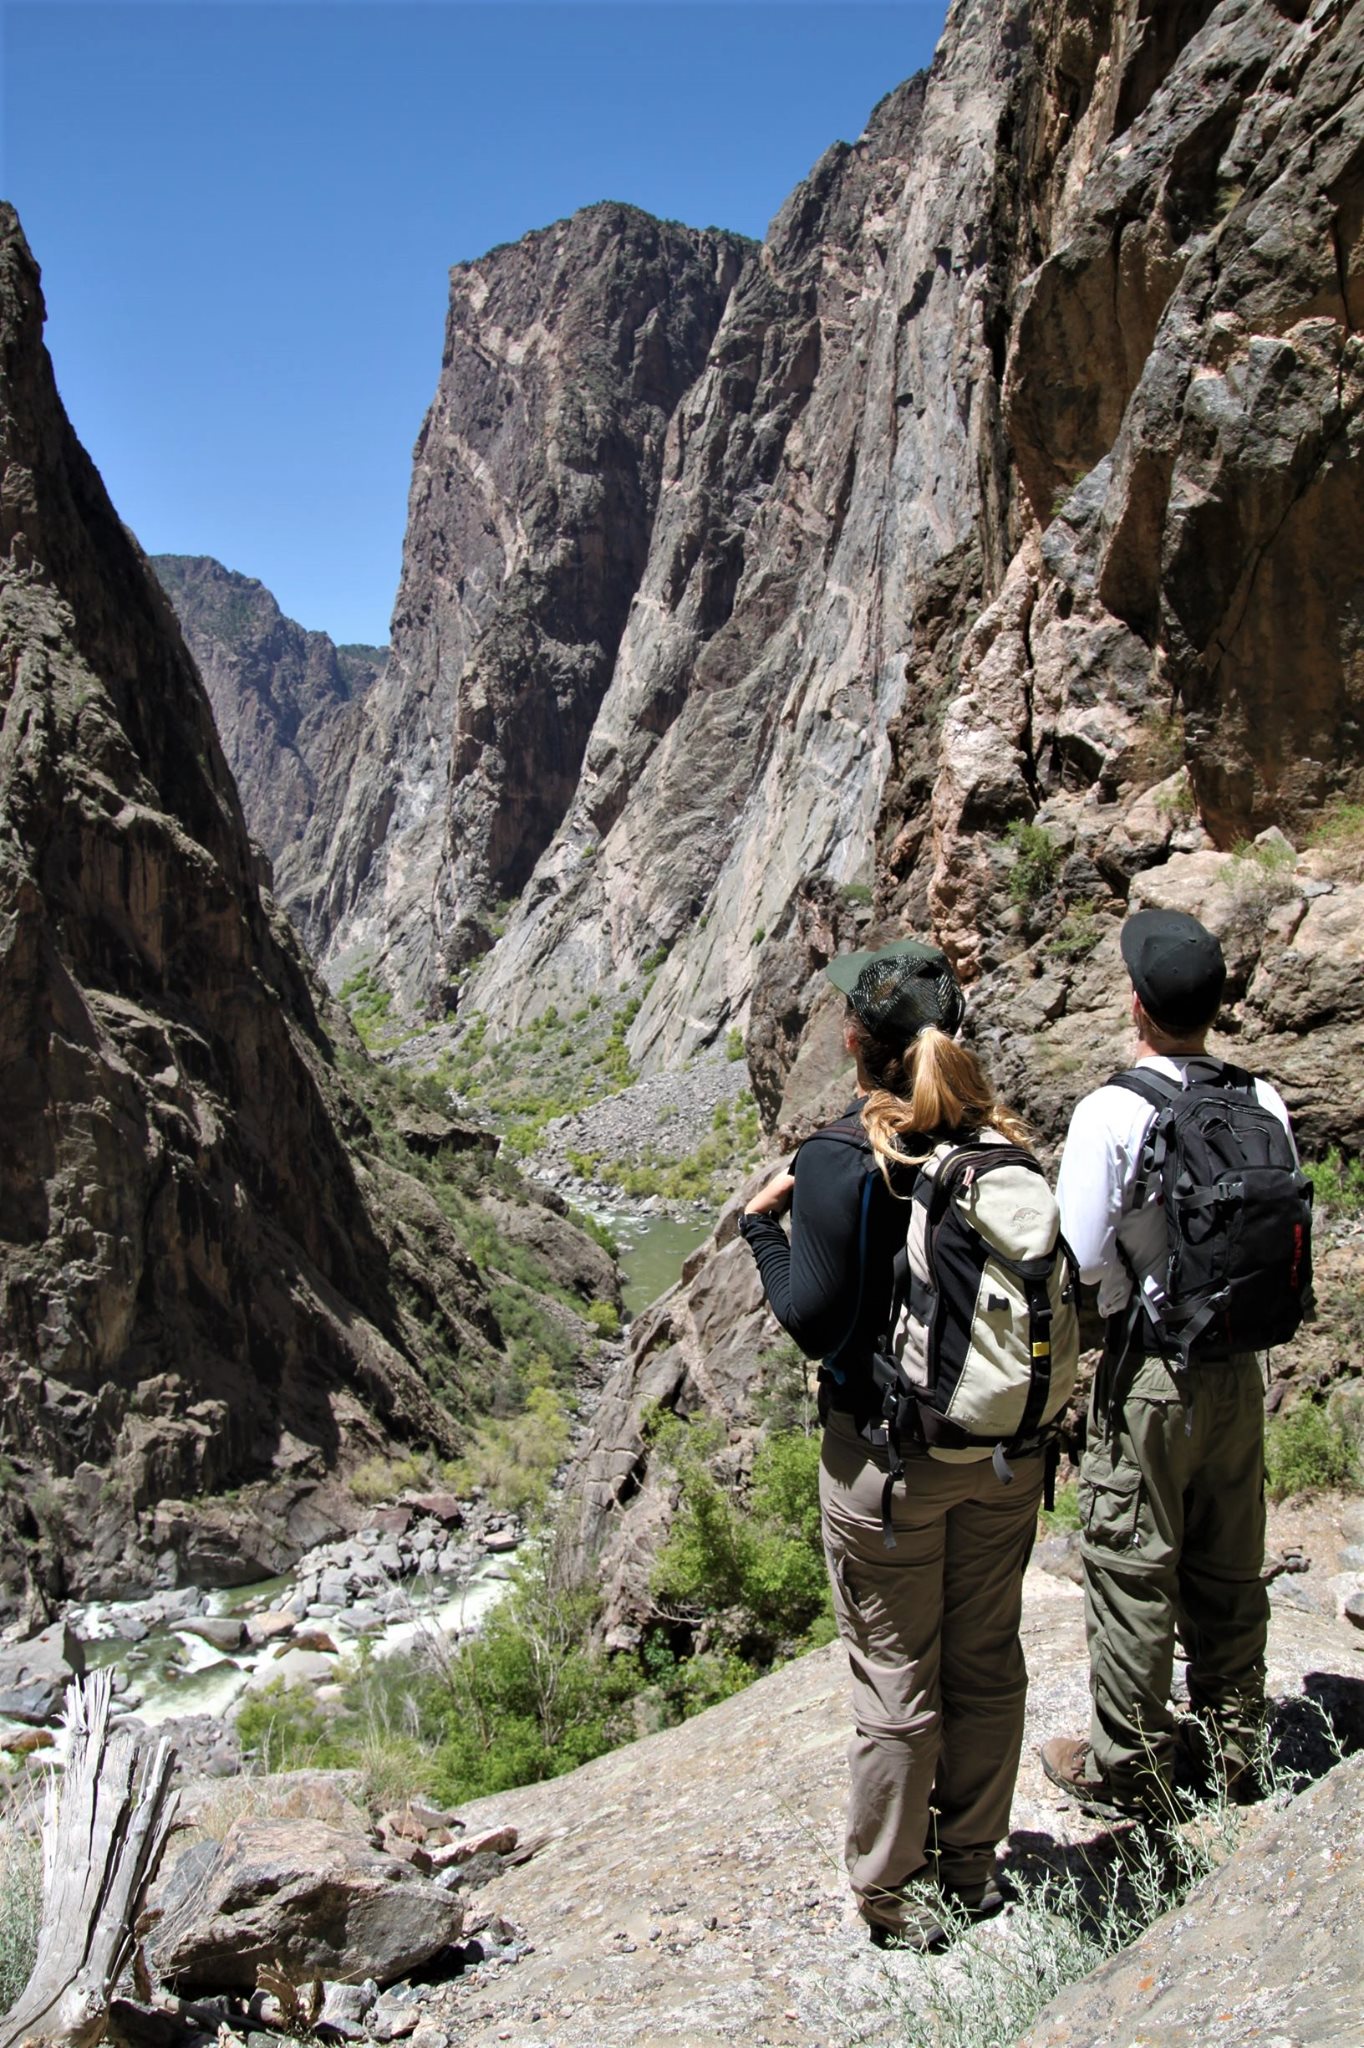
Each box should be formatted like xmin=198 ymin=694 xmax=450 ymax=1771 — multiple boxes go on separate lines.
xmin=819 ymin=1409 xmax=1043 ymax=1912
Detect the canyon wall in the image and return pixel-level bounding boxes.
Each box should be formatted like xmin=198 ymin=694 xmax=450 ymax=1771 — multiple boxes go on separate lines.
xmin=151 ymin=553 xmax=385 ymax=928
xmin=297 ymin=204 xmax=750 ymax=1004
xmin=0 ymin=205 xmax=542 ymax=1613
xmin=305 ymin=0 xmax=1362 ymax=1109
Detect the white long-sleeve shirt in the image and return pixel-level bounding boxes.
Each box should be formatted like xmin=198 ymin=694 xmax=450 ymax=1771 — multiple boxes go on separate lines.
xmin=1056 ymin=1055 xmax=1296 ymax=1320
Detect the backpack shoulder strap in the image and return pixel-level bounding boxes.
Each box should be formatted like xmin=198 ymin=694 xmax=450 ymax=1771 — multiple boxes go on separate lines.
xmin=1106 ymin=1066 xmax=1184 ymax=1111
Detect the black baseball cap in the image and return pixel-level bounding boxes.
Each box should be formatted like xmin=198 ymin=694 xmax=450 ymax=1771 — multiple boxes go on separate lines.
xmin=1120 ymin=909 xmax=1226 ymax=1030
xmin=825 ymin=937 xmax=966 ymax=1044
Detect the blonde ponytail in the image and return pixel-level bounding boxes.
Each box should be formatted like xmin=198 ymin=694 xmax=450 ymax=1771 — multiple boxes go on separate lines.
xmin=855 ymin=1023 xmax=1031 ymax=1192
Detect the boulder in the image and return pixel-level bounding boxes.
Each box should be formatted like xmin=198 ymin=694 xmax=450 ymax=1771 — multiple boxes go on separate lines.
xmin=147 ymin=1817 xmax=464 ymax=1991
xmin=179 ymin=1617 xmax=247 ymax=1655
xmin=0 ymin=1621 xmax=85 ymax=1723
xmin=245 ymin=1610 xmax=295 ymax=1645
xmin=251 ymin=1647 xmax=336 ymax=1689
xmin=402 ymin=1493 xmax=464 ymax=1528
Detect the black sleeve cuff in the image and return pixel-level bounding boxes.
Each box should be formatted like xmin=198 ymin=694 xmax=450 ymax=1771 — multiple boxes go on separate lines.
xmin=738 ymin=1210 xmax=785 ymax=1246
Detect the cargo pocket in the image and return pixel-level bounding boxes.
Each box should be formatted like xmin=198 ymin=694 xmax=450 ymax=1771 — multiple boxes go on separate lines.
xmin=1077 ymin=1462 xmax=1146 ymax=1560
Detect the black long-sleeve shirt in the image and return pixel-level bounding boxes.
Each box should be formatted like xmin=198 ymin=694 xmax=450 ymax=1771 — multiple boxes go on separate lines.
xmin=741 ymin=1107 xmax=920 ymax=1389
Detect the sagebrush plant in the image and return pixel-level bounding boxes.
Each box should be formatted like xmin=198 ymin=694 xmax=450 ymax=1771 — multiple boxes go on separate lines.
xmin=0 ymin=1811 xmax=41 ymax=2012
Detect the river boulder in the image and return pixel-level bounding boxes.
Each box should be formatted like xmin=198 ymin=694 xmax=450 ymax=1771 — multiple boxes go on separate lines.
xmin=0 ymin=1619 xmax=84 ymax=1723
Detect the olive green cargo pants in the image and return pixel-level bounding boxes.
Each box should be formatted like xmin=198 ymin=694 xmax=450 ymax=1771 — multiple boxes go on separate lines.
xmin=1079 ymin=1347 xmax=1268 ymax=1800
xmin=819 ymin=1409 xmax=1043 ymax=1916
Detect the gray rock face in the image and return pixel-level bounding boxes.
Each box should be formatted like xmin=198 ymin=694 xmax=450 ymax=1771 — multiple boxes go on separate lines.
xmin=150 ymin=554 xmax=384 ymax=927
xmin=304 ymin=202 xmax=749 ymax=1002
xmin=147 ymin=1816 xmax=463 ymax=1991
xmin=469 ymin=54 xmax=995 ymax=1064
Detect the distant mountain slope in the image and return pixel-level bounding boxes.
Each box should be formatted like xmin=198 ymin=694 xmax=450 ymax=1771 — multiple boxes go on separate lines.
xmin=150 ymin=553 xmax=385 ymax=931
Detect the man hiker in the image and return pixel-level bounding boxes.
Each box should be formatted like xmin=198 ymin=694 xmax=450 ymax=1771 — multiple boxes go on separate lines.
xmin=1040 ymin=908 xmax=1305 ymax=1814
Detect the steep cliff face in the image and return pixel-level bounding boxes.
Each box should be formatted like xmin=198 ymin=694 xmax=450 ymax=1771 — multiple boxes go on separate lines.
xmin=302 ymin=204 xmax=749 ymax=1002
xmin=0 ymin=207 xmax=510 ymax=1611
xmin=470 ymin=30 xmax=1019 ymax=1060
xmin=150 ymin=553 xmax=385 ymax=924
xmin=346 ymin=0 xmax=1354 ymax=1106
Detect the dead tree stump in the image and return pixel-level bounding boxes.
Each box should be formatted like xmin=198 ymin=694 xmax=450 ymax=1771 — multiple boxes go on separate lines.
xmin=0 ymin=1670 xmax=178 ymax=2048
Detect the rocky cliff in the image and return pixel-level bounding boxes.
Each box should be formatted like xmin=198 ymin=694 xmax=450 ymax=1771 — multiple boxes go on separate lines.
xmin=307 ymin=0 xmax=1362 ymax=1104
xmin=0 ymin=205 xmax=605 ymax=1614
xmin=297 ymin=204 xmax=749 ymax=1003
xmin=150 ymin=553 xmax=385 ymax=932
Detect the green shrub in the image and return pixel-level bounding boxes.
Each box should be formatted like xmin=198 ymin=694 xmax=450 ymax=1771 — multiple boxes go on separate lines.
xmin=448 ymin=1382 xmax=571 ymax=1513
xmin=840 ymin=881 xmax=874 ymax=908
xmin=1039 ymin=1481 xmax=1082 ymax=1534
xmin=651 ymin=1423 xmax=833 ymax=1662
xmin=1304 ymin=798 xmax=1364 ymax=853
xmin=1003 ymin=821 xmax=1062 ymax=907
xmin=586 ymin=1300 xmax=621 ymax=1339
xmin=350 ymin=1453 xmax=435 ymax=1505
xmin=236 ymin=1679 xmax=344 ymax=1772
xmin=725 ymin=1028 xmax=746 ymax=1063
xmin=1304 ymin=1147 xmax=1364 ymax=1220
xmin=1264 ymin=1401 xmax=1360 ymax=1501
xmin=338 ymin=964 xmax=398 ymax=1049
xmin=1047 ymin=897 xmax=1103 ymax=960
xmin=1134 ymin=707 xmax=1186 ymax=785
xmin=1154 ymin=768 xmax=1196 ymax=822
xmin=428 ymin=1554 xmax=638 ymax=1802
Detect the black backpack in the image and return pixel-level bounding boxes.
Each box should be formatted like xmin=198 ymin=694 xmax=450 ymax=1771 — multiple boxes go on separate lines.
xmin=1108 ymin=1057 xmax=1313 ymax=1364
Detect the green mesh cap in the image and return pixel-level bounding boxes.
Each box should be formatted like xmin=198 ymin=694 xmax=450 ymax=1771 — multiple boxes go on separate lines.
xmin=825 ymin=937 xmax=966 ymax=1043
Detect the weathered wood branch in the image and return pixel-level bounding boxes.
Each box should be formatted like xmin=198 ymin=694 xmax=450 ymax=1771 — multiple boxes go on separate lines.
xmin=0 ymin=1671 xmax=178 ymax=2048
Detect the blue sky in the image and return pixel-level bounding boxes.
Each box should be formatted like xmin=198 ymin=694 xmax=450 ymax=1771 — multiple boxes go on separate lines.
xmin=2 ymin=1 xmax=948 ymax=646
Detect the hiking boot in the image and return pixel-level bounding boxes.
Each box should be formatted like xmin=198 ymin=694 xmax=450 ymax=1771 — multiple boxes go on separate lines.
xmin=857 ymin=1880 xmax=950 ymax=1953
xmin=940 ymin=1872 xmax=1009 ymax=1922
xmin=1038 ymin=1735 xmax=1165 ymax=1819
xmin=1175 ymin=1722 xmax=1264 ymax=1807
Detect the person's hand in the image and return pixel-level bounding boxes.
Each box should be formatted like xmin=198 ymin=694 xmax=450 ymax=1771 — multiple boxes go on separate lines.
xmin=745 ymin=1170 xmax=795 ymax=1218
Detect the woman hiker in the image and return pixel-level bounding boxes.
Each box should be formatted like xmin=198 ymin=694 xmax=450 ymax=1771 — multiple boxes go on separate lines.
xmin=736 ymin=938 xmax=1045 ymax=1950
